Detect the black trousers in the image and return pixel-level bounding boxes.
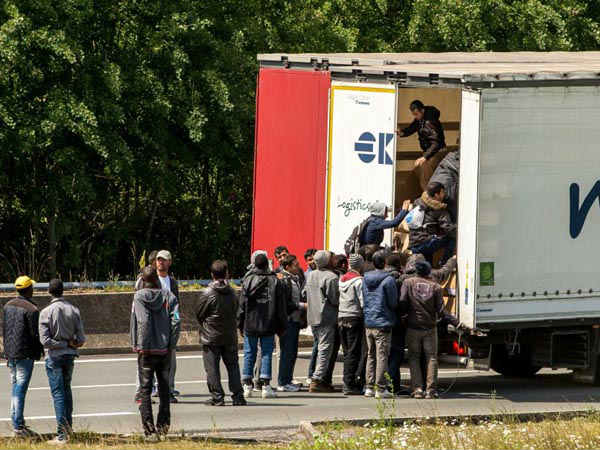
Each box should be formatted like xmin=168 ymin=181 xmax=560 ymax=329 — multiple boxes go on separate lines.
xmin=388 ymin=323 xmax=406 ymax=393
xmin=138 ymin=353 xmax=170 ymax=435
xmin=339 ymin=319 xmax=366 ymax=390
xmin=203 ymin=344 xmax=244 ymax=402
xmin=324 ymin=324 xmax=341 ymax=386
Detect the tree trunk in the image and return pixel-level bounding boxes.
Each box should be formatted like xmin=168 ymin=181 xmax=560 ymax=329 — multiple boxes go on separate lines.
xmin=48 ymin=212 xmax=57 ymax=279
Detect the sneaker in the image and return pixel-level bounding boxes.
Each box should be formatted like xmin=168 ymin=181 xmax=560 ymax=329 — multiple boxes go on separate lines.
xmin=343 ymin=388 xmax=363 ymax=396
xmin=292 ymin=379 xmax=303 ymax=387
xmin=277 ymin=383 xmax=300 ymax=392
xmin=262 ymin=385 xmax=277 ymax=399
xmin=151 ymin=387 xmax=159 ymax=398
xmin=205 ymin=398 xmax=225 ymax=406
xmin=375 ymin=389 xmax=393 ymax=399
xmin=169 ymin=394 xmax=178 ymax=403
xmin=143 ymin=433 xmax=160 ymax=443
xmin=309 ymin=380 xmax=335 ymax=393
xmin=306 ymin=377 xmax=312 ymax=385
xmin=172 ymin=389 xmax=180 ymax=396
xmin=411 ymin=389 xmax=425 ymax=399
xmin=243 ymin=384 xmax=253 ymax=399
xmin=364 ymin=388 xmax=375 ymax=397
xmin=232 ymin=398 xmax=247 ymax=406
xmin=47 ymin=436 xmax=68 ymax=445
xmin=13 ymin=426 xmax=37 ymax=438
xmin=425 ymin=390 xmax=439 ymax=399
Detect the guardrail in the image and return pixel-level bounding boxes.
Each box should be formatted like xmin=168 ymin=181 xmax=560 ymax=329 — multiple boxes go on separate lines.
xmin=0 ymin=279 xmax=242 ymax=292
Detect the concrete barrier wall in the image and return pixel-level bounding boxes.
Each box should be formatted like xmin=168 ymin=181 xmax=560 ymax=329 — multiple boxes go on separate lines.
xmin=0 ymin=291 xmax=206 ymax=355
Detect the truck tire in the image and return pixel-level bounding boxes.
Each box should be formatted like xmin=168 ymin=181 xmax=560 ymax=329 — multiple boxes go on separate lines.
xmin=490 ymin=344 xmax=541 ymax=377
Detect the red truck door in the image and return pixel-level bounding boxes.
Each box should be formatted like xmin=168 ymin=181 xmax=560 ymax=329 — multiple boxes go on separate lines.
xmin=252 ymin=68 xmax=330 ymax=268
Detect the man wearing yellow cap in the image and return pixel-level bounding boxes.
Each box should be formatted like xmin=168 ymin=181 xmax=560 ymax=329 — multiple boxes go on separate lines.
xmin=2 ymin=276 xmax=44 ymax=437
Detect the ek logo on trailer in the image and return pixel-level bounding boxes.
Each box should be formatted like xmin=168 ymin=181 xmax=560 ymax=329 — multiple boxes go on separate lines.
xmin=570 ymin=181 xmax=600 ymax=238
xmin=354 ymin=132 xmax=394 ymax=165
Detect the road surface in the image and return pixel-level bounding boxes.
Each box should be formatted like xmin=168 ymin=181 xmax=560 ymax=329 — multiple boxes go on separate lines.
xmin=0 ymin=351 xmax=598 ymax=436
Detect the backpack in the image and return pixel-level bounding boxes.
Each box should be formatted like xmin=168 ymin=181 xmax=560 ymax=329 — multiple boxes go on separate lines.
xmin=405 ymin=204 xmax=425 ymax=230
xmin=344 ymin=217 xmax=371 ymax=255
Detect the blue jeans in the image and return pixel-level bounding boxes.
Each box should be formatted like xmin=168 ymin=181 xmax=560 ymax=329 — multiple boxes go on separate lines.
xmin=410 ymin=235 xmax=456 ymax=265
xmin=242 ymin=335 xmax=275 ymax=382
xmin=278 ymin=320 xmax=300 ymax=386
xmin=45 ymin=355 xmax=75 ymax=438
xmin=8 ymin=359 xmax=34 ymax=430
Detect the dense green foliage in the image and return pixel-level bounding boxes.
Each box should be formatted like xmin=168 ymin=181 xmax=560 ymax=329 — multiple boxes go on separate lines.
xmin=1 ymin=0 xmax=600 ymax=280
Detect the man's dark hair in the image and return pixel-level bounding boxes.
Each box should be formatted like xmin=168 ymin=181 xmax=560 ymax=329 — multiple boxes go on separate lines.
xmin=427 ymin=181 xmax=445 ymax=197
xmin=17 ymin=286 xmax=33 ymax=298
xmin=372 ymin=250 xmax=386 ymax=270
xmin=416 ymin=260 xmax=432 ymax=277
xmin=142 ymin=265 xmax=160 ymax=288
xmin=210 ymin=260 xmax=228 ymax=279
xmin=254 ymin=253 xmax=269 ymax=270
xmin=148 ymin=250 xmax=158 ymax=264
xmin=358 ymin=244 xmax=380 ymax=262
xmin=48 ymin=279 xmax=63 ymax=298
xmin=281 ymin=254 xmax=297 ymax=269
xmin=386 ymin=252 xmax=408 ymax=271
xmin=304 ymin=248 xmax=317 ymax=260
xmin=274 ymin=246 xmax=288 ymax=257
xmin=409 ymin=100 xmax=425 ymax=111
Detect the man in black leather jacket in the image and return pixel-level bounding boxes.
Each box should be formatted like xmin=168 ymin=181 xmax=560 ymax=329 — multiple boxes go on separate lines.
xmin=196 ymin=260 xmax=245 ymax=406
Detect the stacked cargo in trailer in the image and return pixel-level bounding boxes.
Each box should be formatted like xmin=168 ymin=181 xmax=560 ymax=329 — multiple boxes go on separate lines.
xmin=253 ymin=52 xmax=600 ymax=384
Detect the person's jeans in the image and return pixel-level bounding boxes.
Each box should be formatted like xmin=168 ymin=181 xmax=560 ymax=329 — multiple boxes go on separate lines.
xmin=324 ymin=324 xmax=341 ymax=386
xmin=8 ymin=358 xmax=34 ymax=431
xmin=203 ymin=344 xmax=243 ymax=402
xmin=365 ymin=328 xmax=392 ymax=391
xmin=138 ymin=353 xmax=171 ymax=435
xmin=407 ymin=327 xmax=438 ymax=393
xmin=311 ymin=324 xmax=336 ymax=382
xmin=242 ymin=335 xmax=275 ymax=382
xmin=307 ymin=330 xmax=318 ymax=379
xmin=278 ymin=320 xmax=300 ymax=386
xmin=410 ymin=235 xmax=455 ymax=265
xmin=339 ymin=319 xmax=366 ymax=391
xmin=45 ymin=355 xmax=75 ymax=439
xmin=388 ymin=323 xmax=406 ymax=393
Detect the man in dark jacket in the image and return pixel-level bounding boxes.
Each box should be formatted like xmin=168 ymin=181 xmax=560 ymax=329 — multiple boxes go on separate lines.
xmin=361 ymin=200 xmax=410 ymax=247
xmin=197 ymin=260 xmax=245 ymax=406
xmin=400 ymin=261 xmax=461 ymax=399
xmin=238 ymin=253 xmax=287 ymax=399
xmin=362 ymin=251 xmax=399 ymax=399
xmin=397 ymin=100 xmax=447 ymax=190
xmin=3 ymin=276 xmax=44 ymax=437
xmin=409 ymin=182 xmax=457 ymax=265
xmin=429 ymin=150 xmax=460 ymax=221
xmin=130 ymin=266 xmax=180 ymax=439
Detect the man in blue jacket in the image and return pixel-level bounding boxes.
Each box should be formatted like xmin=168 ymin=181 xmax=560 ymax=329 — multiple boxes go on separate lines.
xmin=362 ymin=250 xmax=399 ymax=399
xmin=361 ymin=200 xmax=411 ymax=247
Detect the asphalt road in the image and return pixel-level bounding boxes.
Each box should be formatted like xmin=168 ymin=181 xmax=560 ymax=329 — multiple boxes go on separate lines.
xmin=0 ymin=351 xmax=599 ymax=436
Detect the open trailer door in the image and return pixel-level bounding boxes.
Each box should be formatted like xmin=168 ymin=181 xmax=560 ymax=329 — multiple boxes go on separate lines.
xmin=326 ymin=81 xmax=397 ymax=253
xmin=252 ymin=68 xmax=330 ymax=266
xmin=457 ymin=90 xmax=481 ymax=328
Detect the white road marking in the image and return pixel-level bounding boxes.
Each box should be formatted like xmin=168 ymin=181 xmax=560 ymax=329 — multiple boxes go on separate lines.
xmin=0 ymin=412 xmax=137 ymax=422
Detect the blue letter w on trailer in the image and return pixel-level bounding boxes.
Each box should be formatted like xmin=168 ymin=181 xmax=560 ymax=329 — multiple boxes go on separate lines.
xmin=570 ymin=181 xmax=600 ymax=238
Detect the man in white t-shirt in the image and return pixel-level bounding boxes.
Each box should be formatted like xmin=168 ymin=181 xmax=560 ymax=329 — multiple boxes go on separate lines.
xmin=156 ymin=250 xmax=180 ymax=403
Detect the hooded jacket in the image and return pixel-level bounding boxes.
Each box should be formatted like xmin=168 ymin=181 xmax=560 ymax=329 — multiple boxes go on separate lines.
xmin=409 ymin=191 xmax=456 ymax=248
xmin=338 ymin=272 xmax=364 ymax=320
xmin=400 ymin=276 xmax=458 ymax=330
xmin=130 ymin=288 xmax=180 ymax=354
xmin=303 ymin=253 xmax=339 ymax=327
xmin=196 ymin=280 xmax=238 ymax=346
xmin=400 ymin=105 xmax=446 ymax=159
xmin=361 ymin=209 xmax=409 ymax=247
xmin=3 ymin=296 xmax=44 ymax=360
xmin=362 ymin=270 xmax=398 ymax=328
xmin=238 ymin=268 xmax=287 ymax=336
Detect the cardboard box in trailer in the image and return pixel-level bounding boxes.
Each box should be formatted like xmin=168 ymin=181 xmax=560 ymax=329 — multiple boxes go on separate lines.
xmin=253 ymin=52 xmax=600 ymax=383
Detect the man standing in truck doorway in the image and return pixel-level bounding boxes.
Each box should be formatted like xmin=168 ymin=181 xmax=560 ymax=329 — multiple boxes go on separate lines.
xmin=156 ymin=250 xmax=180 ymax=403
xmin=397 ymin=100 xmax=448 ymax=190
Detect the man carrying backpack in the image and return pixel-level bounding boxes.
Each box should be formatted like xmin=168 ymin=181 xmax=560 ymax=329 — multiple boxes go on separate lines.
xmin=346 ymin=200 xmax=411 ymax=254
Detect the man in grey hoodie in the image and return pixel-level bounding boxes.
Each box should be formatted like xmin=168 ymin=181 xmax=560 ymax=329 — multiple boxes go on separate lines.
xmin=130 ymin=266 xmax=180 ymax=439
xmin=304 ymin=250 xmax=339 ymax=393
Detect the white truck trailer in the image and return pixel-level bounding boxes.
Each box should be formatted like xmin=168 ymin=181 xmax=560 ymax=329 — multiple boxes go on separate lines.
xmin=252 ymin=52 xmax=600 ymax=382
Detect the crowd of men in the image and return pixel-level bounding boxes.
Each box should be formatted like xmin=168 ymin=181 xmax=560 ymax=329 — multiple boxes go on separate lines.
xmin=0 ymin=99 xmax=466 ymax=442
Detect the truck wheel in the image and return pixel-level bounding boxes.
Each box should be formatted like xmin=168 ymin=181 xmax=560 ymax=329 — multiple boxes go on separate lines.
xmin=490 ymin=344 xmax=541 ymax=377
